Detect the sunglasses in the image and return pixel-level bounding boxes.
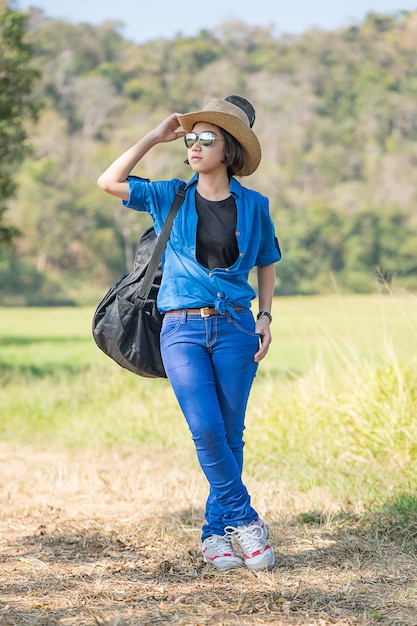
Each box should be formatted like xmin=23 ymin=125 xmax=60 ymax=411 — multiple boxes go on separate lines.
xmin=184 ymin=131 xmax=217 ymax=149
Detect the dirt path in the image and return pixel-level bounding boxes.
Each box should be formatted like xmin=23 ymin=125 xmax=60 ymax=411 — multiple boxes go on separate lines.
xmin=1 ymin=445 xmax=416 ymax=625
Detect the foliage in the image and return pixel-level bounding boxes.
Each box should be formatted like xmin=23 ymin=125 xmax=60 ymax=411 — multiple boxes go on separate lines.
xmin=2 ymin=8 xmax=417 ymax=302
xmin=0 ymin=3 xmax=40 ymax=243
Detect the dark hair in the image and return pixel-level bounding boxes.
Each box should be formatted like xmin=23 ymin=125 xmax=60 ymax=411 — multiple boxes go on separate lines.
xmin=220 ymin=127 xmax=245 ymax=177
xmin=184 ymin=126 xmax=245 ymax=177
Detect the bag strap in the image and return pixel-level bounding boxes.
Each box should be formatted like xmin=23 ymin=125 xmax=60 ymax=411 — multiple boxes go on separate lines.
xmin=136 ymin=183 xmax=186 ymax=302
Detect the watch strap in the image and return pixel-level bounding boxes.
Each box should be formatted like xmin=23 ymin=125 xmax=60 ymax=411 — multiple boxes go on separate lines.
xmin=257 ymin=310 xmax=272 ymax=322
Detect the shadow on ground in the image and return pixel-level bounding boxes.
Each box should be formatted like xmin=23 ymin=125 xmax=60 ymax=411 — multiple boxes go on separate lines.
xmin=1 ymin=501 xmax=417 ymax=625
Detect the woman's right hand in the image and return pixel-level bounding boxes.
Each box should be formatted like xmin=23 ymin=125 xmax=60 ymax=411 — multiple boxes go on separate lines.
xmin=97 ymin=113 xmax=186 ymax=200
xmin=152 ymin=113 xmax=186 ymax=144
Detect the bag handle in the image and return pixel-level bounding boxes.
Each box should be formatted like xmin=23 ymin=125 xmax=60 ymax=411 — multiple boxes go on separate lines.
xmin=136 ymin=184 xmax=186 ymax=302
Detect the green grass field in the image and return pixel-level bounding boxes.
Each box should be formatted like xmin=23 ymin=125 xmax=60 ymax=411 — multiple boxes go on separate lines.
xmin=1 ymin=294 xmax=417 ymax=508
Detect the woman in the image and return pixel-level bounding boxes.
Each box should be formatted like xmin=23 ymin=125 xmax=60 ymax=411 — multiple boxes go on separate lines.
xmin=97 ymin=96 xmax=281 ymax=572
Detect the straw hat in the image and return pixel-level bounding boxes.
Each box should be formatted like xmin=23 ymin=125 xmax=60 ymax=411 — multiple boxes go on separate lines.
xmin=177 ymin=96 xmax=261 ymax=176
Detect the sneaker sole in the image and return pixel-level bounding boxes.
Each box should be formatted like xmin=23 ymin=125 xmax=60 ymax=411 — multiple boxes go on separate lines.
xmin=245 ymin=550 xmax=276 ymax=571
xmin=203 ymin=555 xmax=244 ymax=572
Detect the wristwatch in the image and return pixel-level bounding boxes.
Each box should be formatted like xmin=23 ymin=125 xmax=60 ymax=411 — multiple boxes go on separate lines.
xmin=257 ymin=310 xmax=272 ymax=322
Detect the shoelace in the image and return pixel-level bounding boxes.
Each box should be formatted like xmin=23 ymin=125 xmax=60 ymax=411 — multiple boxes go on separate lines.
xmin=225 ymin=523 xmax=264 ymax=554
xmin=205 ymin=534 xmax=234 ymax=552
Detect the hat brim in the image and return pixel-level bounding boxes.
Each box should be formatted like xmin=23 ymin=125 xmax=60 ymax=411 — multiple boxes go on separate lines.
xmin=177 ymin=110 xmax=261 ymax=176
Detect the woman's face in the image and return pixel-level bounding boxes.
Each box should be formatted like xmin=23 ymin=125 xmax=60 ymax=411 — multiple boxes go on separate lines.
xmin=186 ymin=122 xmax=227 ymax=175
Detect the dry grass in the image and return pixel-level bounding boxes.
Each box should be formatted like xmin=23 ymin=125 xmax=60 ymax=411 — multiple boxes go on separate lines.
xmin=1 ymin=445 xmax=417 ymax=626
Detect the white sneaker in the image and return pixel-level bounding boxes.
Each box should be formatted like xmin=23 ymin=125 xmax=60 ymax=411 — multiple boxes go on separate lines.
xmin=226 ymin=518 xmax=275 ymax=571
xmin=202 ymin=534 xmax=244 ymax=572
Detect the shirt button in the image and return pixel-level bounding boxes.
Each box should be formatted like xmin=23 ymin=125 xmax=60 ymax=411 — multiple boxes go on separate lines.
xmin=208 ymin=272 xmax=212 ymax=277
xmin=239 ymin=253 xmax=243 ymax=257
xmin=217 ymin=292 xmax=221 ymax=297
xmin=236 ymin=231 xmax=241 ymax=236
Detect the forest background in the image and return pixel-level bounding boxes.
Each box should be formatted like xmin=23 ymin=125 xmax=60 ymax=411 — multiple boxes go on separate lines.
xmin=1 ymin=5 xmax=417 ymax=305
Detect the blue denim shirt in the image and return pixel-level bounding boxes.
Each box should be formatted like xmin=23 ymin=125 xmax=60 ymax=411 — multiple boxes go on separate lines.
xmin=123 ymin=174 xmax=281 ymax=315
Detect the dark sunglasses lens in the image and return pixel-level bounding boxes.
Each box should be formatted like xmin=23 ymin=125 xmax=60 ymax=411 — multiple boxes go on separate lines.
xmin=199 ymin=132 xmax=216 ymax=147
xmin=184 ymin=132 xmax=216 ymax=148
xmin=184 ymin=134 xmax=197 ymax=148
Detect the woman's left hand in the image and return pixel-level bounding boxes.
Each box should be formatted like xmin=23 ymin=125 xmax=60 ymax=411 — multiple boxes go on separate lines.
xmin=253 ymin=317 xmax=272 ymax=363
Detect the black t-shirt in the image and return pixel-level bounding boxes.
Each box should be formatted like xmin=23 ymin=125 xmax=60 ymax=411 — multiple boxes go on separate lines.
xmin=195 ymin=190 xmax=239 ymax=270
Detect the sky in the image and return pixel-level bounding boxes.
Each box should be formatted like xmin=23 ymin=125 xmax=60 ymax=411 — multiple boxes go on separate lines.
xmin=16 ymin=0 xmax=417 ymax=43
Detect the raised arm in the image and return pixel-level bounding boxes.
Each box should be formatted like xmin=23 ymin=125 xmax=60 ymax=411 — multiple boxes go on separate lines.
xmin=97 ymin=113 xmax=185 ymax=201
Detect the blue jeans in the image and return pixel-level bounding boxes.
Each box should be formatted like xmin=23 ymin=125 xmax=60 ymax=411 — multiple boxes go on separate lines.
xmin=160 ymin=308 xmax=260 ymax=540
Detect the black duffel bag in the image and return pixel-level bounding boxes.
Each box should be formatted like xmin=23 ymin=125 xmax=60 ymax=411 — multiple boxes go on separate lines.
xmin=92 ymin=185 xmax=186 ymax=377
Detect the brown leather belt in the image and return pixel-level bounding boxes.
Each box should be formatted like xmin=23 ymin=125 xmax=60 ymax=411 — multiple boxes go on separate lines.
xmin=165 ymin=306 xmax=245 ymax=318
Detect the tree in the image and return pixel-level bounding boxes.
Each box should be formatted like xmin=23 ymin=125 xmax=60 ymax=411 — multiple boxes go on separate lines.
xmin=0 ymin=3 xmax=40 ymax=242
xmin=2 ymin=6 xmax=417 ymax=302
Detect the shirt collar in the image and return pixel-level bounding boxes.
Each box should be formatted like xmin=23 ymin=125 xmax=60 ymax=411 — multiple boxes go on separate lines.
xmin=185 ymin=174 xmax=198 ymax=190
xmin=185 ymin=174 xmax=243 ymax=198
xmin=229 ymin=176 xmax=243 ymax=198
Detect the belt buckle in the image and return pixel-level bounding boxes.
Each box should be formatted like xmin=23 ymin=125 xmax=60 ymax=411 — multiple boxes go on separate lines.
xmin=200 ymin=307 xmax=210 ymax=318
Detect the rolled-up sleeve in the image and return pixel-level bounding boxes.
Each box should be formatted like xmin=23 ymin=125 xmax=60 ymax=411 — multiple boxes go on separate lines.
xmin=122 ymin=176 xmax=152 ymax=211
xmin=255 ymin=203 xmax=281 ymax=266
